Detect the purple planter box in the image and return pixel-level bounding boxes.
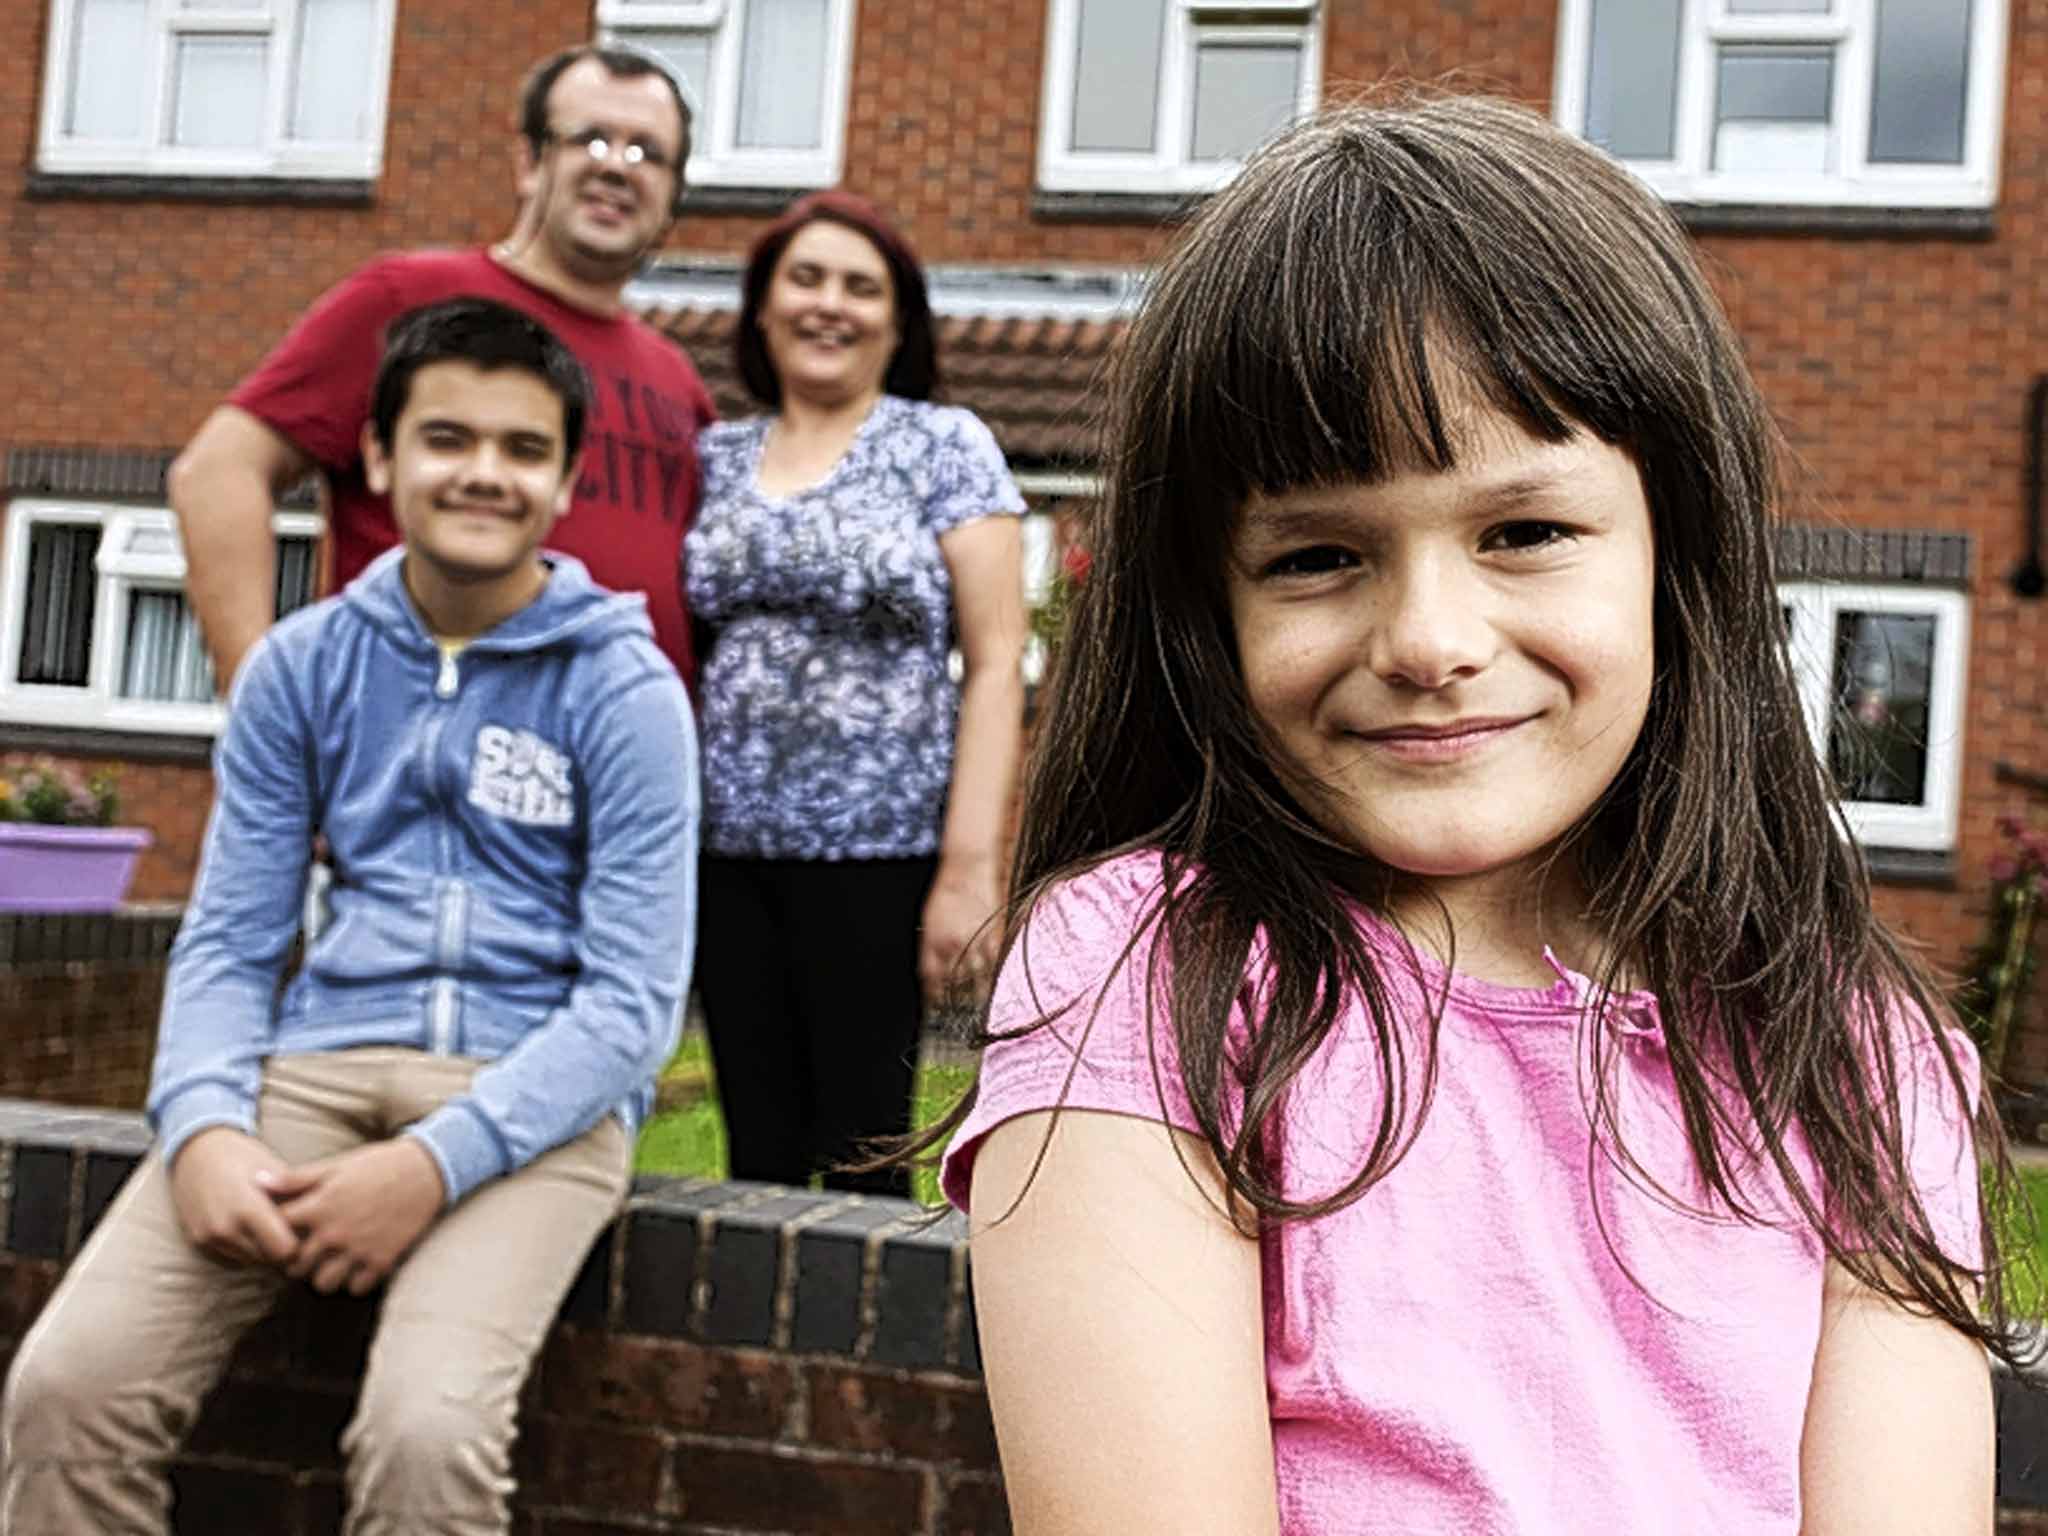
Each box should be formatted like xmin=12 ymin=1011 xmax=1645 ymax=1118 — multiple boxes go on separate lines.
xmin=0 ymin=824 xmax=154 ymax=913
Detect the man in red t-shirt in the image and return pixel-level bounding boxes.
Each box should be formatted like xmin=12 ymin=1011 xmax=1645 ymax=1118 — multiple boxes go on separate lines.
xmin=169 ymin=44 xmax=716 ymax=688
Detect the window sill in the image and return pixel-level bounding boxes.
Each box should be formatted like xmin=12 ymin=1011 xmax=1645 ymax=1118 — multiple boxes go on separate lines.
xmin=1862 ymin=846 xmax=1957 ymax=888
xmin=680 ymin=184 xmax=821 ymax=217
xmin=1671 ymin=202 xmax=1994 ymax=239
xmin=0 ymin=720 xmax=214 ymax=765
xmin=1032 ymin=188 xmax=1205 ymax=224
xmin=26 ymin=172 xmax=374 ymax=206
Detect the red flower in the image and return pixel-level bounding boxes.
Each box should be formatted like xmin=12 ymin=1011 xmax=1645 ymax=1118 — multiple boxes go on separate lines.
xmin=1061 ymin=543 xmax=1093 ymax=586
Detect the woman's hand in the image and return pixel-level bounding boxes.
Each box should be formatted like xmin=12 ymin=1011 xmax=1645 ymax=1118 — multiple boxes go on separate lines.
xmin=919 ymin=856 xmax=1003 ymax=1007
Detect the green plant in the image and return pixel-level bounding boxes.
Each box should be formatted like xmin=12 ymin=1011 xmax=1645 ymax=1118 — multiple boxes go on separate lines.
xmin=1955 ymin=813 xmax=2048 ymax=1078
xmin=1030 ymin=541 xmax=1091 ymax=654
xmin=0 ymin=756 xmax=119 ymax=828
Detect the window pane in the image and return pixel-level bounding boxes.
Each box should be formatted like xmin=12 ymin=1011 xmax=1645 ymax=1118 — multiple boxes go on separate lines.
xmin=1827 ymin=611 xmax=1933 ymax=806
xmin=17 ymin=526 xmax=100 ymax=688
xmin=736 ymin=0 xmax=828 ymax=150
xmin=626 ymin=31 xmax=714 ymax=137
xmin=291 ymin=0 xmax=377 ymax=142
xmin=120 ymin=591 xmax=216 ymax=704
xmin=67 ymin=0 xmax=149 ymax=141
xmin=1869 ymin=0 xmax=1971 ymax=164
xmin=173 ymin=36 xmax=270 ymax=149
xmin=276 ymin=536 xmax=319 ymax=617
xmin=1071 ymin=0 xmax=1165 ymax=153
xmin=1190 ymin=42 xmax=1301 ymax=162
xmin=1728 ymin=0 xmax=1832 ymax=11
xmin=1715 ymin=45 xmax=1833 ymax=173
xmin=1585 ymin=0 xmax=1681 ymax=159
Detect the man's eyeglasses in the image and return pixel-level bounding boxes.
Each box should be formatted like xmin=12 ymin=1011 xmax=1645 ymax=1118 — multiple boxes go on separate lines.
xmin=546 ymin=126 xmax=678 ymax=173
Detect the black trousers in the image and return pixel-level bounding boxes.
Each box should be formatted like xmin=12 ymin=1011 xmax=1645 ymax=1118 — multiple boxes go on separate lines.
xmin=696 ymin=854 xmax=935 ymax=1197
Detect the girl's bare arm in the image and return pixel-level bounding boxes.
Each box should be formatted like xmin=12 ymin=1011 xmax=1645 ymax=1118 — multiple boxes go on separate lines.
xmin=969 ymin=1108 xmax=1280 ymax=1536
xmin=1798 ymin=1258 xmax=1993 ymax=1534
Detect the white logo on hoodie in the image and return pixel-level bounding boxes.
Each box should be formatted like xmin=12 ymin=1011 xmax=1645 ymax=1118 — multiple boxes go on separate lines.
xmin=468 ymin=725 xmax=576 ymax=829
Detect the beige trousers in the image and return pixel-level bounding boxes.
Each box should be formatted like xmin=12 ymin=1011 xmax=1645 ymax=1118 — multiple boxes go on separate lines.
xmin=0 ymin=1049 xmax=631 ymax=1536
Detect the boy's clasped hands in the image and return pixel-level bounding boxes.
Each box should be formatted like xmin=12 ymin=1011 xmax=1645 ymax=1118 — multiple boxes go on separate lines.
xmin=167 ymin=1127 xmax=446 ymax=1295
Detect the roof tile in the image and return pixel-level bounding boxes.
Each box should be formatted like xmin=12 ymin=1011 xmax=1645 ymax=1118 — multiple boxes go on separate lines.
xmin=643 ymin=302 xmax=1123 ymax=465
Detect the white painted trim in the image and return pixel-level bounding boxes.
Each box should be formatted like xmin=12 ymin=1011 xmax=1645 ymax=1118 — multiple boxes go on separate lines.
xmin=37 ymin=0 xmax=397 ymax=181
xmin=1011 ymin=470 xmax=1103 ymax=500
xmin=1780 ymin=580 xmax=1968 ymax=853
xmin=1038 ymin=0 xmax=1322 ymax=194
xmin=600 ymin=0 xmax=856 ymax=190
xmin=0 ymin=500 xmax=322 ymax=738
xmin=1552 ymin=0 xmax=2008 ymax=209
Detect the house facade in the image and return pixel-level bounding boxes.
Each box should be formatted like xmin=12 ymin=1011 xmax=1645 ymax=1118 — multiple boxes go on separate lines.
xmin=3 ymin=0 xmax=2044 ymax=1067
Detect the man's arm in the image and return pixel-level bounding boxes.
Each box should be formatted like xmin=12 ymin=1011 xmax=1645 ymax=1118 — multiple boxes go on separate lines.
xmin=402 ymin=667 xmax=699 ymax=1204
xmin=1798 ymin=1258 xmax=1993 ymax=1533
xmin=167 ymin=406 xmax=315 ymax=689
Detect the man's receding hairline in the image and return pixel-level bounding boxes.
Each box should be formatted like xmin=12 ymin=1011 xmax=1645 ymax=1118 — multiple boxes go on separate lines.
xmin=543 ymin=54 xmax=687 ymax=155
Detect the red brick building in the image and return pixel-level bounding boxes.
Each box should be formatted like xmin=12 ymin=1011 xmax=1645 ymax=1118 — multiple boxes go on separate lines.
xmin=3 ymin=1 xmax=2044 ymax=1065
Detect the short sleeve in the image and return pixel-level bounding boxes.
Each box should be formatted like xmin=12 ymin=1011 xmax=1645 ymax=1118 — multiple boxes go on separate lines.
xmin=922 ymin=406 xmax=1027 ymax=538
xmin=228 ymin=256 xmax=403 ymax=469
xmin=1831 ymin=1009 xmax=1983 ymax=1270
xmin=1899 ymin=1024 xmax=1984 ymax=1269
xmin=941 ymin=854 xmax=1232 ymax=1213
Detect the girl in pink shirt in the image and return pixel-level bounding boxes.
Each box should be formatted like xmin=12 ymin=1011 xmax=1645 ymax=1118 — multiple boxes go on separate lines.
xmin=934 ymin=96 xmax=2028 ymax=1535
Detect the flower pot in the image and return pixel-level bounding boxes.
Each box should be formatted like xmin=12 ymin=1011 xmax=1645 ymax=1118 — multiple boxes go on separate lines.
xmin=0 ymin=824 xmax=154 ymax=913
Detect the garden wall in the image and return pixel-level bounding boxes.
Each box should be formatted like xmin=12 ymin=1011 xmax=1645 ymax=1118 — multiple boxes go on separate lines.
xmin=0 ymin=911 xmax=176 ymax=1110
xmin=1 ymin=1098 xmax=2046 ymax=1532
xmin=0 ymin=1098 xmax=1000 ymax=1534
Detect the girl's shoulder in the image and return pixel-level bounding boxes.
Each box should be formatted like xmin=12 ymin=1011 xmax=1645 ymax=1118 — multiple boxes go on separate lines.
xmin=1017 ymin=850 xmax=1176 ymax=954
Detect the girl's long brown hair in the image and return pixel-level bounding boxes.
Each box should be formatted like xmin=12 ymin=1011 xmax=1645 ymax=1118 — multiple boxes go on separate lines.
xmin=914 ymin=93 xmax=2032 ymax=1364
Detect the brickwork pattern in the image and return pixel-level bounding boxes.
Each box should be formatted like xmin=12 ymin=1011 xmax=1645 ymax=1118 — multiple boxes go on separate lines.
xmin=0 ymin=1101 xmax=1002 ymax=1536
xmin=2 ymin=1 xmax=2047 ymax=1019
xmin=0 ymin=916 xmax=177 ymax=1110
xmin=0 ymin=1100 xmax=2046 ymax=1531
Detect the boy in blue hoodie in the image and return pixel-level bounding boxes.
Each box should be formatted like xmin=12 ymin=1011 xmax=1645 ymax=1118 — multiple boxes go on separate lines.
xmin=0 ymin=298 xmax=698 ymax=1535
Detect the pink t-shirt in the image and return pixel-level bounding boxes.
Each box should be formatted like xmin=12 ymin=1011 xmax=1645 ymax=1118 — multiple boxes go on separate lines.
xmin=942 ymin=852 xmax=1981 ymax=1536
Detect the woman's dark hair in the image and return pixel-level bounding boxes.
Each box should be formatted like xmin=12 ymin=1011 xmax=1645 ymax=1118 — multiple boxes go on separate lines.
xmin=914 ymin=94 xmax=2031 ymax=1365
xmin=370 ymin=297 xmax=591 ymax=464
xmin=735 ymin=190 xmax=939 ymax=406
xmin=518 ymin=44 xmax=694 ymax=218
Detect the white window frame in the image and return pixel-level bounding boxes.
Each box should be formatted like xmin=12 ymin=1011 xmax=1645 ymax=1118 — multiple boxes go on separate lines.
xmin=598 ymin=0 xmax=857 ymax=190
xmin=37 ymin=0 xmax=399 ymax=181
xmin=1780 ymin=580 xmax=1968 ymax=851
xmin=1038 ymin=0 xmax=1323 ymax=194
xmin=1553 ymin=0 xmax=2009 ymax=209
xmin=0 ymin=501 xmax=322 ymax=737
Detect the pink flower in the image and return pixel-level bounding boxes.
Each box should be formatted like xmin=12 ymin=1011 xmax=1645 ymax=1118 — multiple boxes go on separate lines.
xmin=1992 ymin=856 xmax=2018 ymax=882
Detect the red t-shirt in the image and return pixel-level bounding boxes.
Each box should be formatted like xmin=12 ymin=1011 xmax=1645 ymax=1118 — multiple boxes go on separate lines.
xmin=228 ymin=247 xmax=716 ymax=684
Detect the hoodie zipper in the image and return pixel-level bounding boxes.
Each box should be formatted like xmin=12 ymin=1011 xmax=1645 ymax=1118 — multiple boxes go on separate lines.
xmin=422 ymin=643 xmax=464 ymax=1055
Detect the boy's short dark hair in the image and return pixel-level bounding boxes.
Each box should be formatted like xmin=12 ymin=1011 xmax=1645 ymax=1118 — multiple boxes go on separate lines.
xmin=369 ymin=299 xmax=591 ymax=463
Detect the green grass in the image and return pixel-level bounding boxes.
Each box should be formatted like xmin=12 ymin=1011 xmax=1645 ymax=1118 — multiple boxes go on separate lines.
xmin=2008 ymin=1167 xmax=2048 ymax=1316
xmin=634 ymin=1032 xmax=974 ymax=1206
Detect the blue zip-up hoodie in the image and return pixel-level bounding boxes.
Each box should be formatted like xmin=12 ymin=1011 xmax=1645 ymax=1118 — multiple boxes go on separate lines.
xmin=149 ymin=547 xmax=698 ymax=1203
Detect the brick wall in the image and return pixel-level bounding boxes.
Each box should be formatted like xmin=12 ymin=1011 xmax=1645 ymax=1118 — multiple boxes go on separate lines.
xmin=0 ymin=914 xmax=177 ymax=1110
xmin=5 ymin=0 xmax=2048 ymax=998
xmin=0 ymin=1100 xmax=2042 ymax=1532
xmin=0 ymin=1100 xmax=1000 ymax=1534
